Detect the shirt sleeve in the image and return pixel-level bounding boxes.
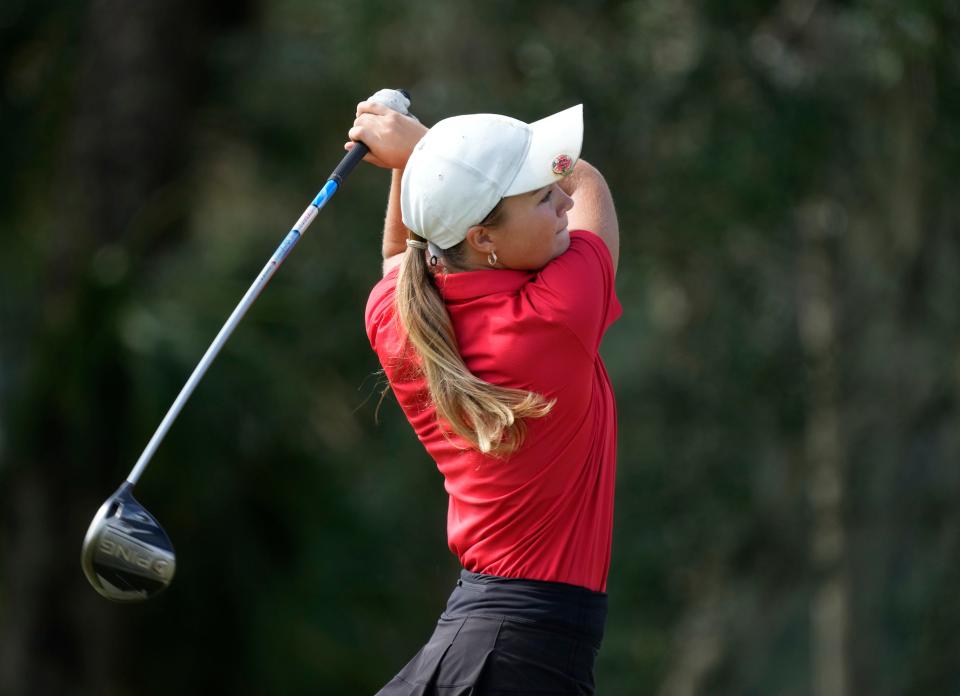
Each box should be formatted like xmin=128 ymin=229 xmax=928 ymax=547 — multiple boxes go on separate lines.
xmin=365 ymin=267 xmax=399 ymax=350
xmin=524 ymin=230 xmax=622 ymax=355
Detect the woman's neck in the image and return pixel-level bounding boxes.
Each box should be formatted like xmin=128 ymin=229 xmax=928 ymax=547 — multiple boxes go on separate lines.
xmin=440 ymin=247 xmax=497 ymax=273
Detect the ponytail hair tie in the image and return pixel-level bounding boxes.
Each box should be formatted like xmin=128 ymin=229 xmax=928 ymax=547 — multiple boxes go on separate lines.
xmin=406 ymin=239 xmax=428 ymax=250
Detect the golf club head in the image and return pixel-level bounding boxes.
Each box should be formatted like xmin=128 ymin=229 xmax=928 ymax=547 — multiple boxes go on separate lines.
xmin=81 ymin=482 xmax=175 ymax=602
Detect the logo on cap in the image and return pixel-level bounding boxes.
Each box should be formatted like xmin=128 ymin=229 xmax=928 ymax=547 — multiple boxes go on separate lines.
xmin=552 ymin=154 xmax=574 ymax=176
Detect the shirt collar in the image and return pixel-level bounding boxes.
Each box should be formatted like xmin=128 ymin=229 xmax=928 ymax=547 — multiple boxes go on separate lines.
xmin=435 ymin=268 xmax=534 ymax=300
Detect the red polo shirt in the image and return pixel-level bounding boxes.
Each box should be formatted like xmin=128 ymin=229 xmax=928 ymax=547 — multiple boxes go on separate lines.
xmin=365 ymin=230 xmax=621 ymax=592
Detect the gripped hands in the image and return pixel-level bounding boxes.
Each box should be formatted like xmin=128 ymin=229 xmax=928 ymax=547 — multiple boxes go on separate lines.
xmin=346 ymin=100 xmax=427 ymax=170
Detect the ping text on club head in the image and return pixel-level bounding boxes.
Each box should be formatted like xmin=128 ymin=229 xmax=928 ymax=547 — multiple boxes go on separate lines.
xmin=98 ymin=537 xmax=172 ymax=578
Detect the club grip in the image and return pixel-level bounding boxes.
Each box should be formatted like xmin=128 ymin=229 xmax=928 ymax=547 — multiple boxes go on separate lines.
xmin=329 ymin=88 xmax=412 ymax=188
xmin=328 ymin=142 xmax=370 ymax=186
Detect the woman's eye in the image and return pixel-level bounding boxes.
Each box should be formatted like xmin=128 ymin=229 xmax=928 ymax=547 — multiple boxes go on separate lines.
xmin=541 ymin=188 xmax=553 ymax=204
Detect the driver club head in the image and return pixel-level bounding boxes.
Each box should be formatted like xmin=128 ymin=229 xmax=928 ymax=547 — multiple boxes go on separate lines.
xmin=81 ymin=482 xmax=175 ymax=602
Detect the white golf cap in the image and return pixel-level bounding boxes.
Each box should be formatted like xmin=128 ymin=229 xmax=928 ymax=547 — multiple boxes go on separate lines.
xmin=401 ymin=104 xmax=583 ymax=249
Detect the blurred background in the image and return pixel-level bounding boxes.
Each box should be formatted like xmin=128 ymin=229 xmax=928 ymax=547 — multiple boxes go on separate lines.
xmin=2 ymin=0 xmax=959 ymax=694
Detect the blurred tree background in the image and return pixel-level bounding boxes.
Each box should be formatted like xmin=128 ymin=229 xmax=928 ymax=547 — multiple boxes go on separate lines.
xmin=2 ymin=0 xmax=959 ymax=694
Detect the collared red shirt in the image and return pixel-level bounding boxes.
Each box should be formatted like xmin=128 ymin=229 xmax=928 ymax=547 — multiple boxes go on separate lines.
xmin=365 ymin=230 xmax=621 ymax=591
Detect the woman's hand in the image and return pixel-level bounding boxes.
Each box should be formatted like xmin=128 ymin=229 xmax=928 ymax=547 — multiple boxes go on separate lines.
xmin=346 ymin=101 xmax=428 ymax=170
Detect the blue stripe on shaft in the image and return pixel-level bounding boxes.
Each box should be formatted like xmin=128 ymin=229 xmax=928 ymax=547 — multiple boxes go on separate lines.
xmin=312 ymin=179 xmax=339 ymax=208
xmin=274 ymin=229 xmax=301 ymax=265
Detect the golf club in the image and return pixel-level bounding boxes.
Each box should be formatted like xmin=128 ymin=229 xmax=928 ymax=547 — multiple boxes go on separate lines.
xmin=81 ymin=88 xmax=413 ymax=602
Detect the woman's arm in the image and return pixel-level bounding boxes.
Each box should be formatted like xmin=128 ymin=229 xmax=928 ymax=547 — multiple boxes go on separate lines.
xmin=381 ymin=168 xmax=406 ymax=275
xmin=560 ymin=160 xmax=619 ymax=271
xmin=345 ymin=101 xmax=428 ymax=275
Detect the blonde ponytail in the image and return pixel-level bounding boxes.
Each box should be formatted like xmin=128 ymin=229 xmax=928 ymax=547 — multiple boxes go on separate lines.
xmin=395 ymin=235 xmax=554 ymax=456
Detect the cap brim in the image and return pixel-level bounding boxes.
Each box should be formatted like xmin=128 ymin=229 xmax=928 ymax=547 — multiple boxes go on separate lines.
xmin=504 ymin=104 xmax=583 ymax=197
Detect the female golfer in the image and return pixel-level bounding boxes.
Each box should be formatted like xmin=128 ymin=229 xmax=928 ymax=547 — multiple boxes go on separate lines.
xmin=347 ymin=99 xmax=620 ymax=695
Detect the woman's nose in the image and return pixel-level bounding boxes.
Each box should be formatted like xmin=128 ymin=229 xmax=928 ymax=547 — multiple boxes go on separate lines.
xmin=557 ymin=187 xmax=574 ymax=214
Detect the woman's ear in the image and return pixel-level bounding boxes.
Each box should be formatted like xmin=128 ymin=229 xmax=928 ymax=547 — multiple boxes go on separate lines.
xmin=465 ymin=225 xmax=496 ymax=255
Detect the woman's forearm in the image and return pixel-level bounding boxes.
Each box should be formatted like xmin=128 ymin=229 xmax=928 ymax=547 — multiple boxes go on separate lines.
xmin=383 ymin=168 xmax=407 ymax=260
xmin=560 ymin=159 xmax=620 ymax=270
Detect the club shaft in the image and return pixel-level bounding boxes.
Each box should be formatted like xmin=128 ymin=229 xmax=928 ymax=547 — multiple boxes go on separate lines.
xmin=126 ymin=143 xmax=368 ymax=486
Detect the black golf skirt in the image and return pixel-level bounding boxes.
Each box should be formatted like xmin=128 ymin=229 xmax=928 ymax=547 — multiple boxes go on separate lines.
xmin=375 ymin=569 xmax=607 ymax=695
